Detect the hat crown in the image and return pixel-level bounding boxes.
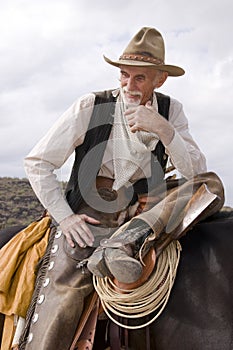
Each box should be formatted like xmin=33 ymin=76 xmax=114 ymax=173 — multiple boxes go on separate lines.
xmin=123 ymin=27 xmax=165 ymax=63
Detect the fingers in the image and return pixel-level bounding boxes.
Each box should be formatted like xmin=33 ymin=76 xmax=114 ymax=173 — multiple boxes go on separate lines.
xmin=75 ymin=222 xmax=93 ymax=246
xmin=129 ymin=123 xmax=140 ymax=133
xmin=126 ymin=116 xmax=137 ymax=131
xmin=80 ymin=214 xmax=100 ymax=225
xmin=124 ymin=105 xmax=148 ymax=132
xmin=124 ymin=107 xmax=137 ymax=116
xmin=124 ymin=102 xmax=152 ymax=117
xmin=124 ymin=108 xmax=140 ymax=132
xmin=64 ymin=231 xmax=75 ymax=248
xmin=126 ymin=113 xmax=142 ymax=133
xmin=60 ymin=214 xmax=98 ymax=248
xmin=125 ymin=103 xmax=158 ymax=133
xmin=69 ymin=222 xmax=93 ymax=248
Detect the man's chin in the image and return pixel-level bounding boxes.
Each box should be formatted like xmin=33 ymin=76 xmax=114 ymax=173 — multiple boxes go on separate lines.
xmin=124 ymin=98 xmax=141 ymax=108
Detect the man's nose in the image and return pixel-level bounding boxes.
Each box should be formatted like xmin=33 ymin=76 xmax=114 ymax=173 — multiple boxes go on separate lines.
xmin=127 ymin=77 xmax=136 ymax=91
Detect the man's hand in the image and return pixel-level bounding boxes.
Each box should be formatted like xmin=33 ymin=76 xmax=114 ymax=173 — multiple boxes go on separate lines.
xmin=125 ymin=101 xmax=175 ymax=146
xmin=59 ymin=214 xmax=100 ymax=248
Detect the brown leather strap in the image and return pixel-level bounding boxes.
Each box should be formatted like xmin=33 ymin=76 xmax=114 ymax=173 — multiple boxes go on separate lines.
xmin=70 ymin=292 xmax=99 ymax=350
xmin=109 ymin=320 xmax=151 ymax=350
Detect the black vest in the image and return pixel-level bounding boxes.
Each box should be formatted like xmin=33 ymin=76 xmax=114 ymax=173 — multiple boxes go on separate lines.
xmin=65 ymin=90 xmax=170 ymax=213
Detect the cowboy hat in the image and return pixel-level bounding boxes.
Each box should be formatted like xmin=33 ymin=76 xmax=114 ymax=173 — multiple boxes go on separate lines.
xmin=104 ymin=27 xmax=185 ymax=77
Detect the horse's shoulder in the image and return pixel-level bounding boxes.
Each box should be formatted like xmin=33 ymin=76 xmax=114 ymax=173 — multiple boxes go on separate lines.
xmin=212 ymin=205 xmax=233 ymax=218
xmin=201 ymin=206 xmax=233 ymax=224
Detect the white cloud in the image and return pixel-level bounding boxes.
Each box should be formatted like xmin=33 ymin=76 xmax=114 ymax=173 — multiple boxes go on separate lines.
xmin=0 ymin=0 xmax=233 ymax=206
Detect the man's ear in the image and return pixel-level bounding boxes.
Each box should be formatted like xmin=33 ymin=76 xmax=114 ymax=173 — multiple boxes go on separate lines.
xmin=155 ymin=71 xmax=168 ymax=88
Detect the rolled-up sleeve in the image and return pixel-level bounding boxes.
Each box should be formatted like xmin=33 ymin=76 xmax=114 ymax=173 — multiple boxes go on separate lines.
xmin=24 ymin=93 xmax=95 ymax=223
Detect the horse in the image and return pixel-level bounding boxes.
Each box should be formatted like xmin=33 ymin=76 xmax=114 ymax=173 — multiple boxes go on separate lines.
xmin=0 ymin=224 xmax=26 ymax=249
xmin=92 ymin=208 xmax=233 ymax=350
xmin=0 ymin=209 xmax=233 ymax=349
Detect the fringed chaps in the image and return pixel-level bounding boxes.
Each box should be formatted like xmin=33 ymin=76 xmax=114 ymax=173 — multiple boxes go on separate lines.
xmin=19 ymin=226 xmax=94 ymax=350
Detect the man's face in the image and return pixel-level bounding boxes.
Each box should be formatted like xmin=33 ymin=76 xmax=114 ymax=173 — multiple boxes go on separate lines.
xmin=119 ymin=65 xmax=163 ymax=106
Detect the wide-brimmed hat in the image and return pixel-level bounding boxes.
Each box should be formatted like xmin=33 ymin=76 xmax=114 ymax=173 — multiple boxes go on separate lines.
xmin=104 ymin=27 xmax=185 ymax=77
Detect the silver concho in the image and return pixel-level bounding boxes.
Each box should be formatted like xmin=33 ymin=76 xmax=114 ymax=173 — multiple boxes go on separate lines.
xmin=32 ymin=313 xmax=39 ymax=323
xmin=27 ymin=332 xmax=33 ymax=343
xmin=37 ymin=294 xmax=45 ymax=305
xmin=51 ymin=244 xmax=59 ymax=254
xmin=43 ymin=277 xmax=50 ymax=287
xmin=55 ymin=230 xmax=62 ymax=239
xmin=48 ymin=261 xmax=55 ymax=270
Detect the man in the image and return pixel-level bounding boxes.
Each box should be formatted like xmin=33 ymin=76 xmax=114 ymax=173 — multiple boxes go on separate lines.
xmin=24 ymin=27 xmax=207 ymax=247
xmin=21 ymin=27 xmax=224 ymax=349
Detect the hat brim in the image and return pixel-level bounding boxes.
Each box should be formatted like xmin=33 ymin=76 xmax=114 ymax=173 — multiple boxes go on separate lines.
xmin=103 ymin=55 xmax=185 ymax=77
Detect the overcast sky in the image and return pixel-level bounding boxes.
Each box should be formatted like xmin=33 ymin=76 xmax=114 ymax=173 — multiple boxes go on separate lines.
xmin=0 ymin=0 xmax=232 ymax=206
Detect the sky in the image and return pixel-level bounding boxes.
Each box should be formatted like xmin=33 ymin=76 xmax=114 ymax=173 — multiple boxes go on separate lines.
xmin=0 ymin=0 xmax=233 ymax=206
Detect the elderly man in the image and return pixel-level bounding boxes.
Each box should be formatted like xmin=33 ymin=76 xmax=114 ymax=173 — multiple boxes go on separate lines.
xmin=21 ymin=27 xmax=224 ymax=349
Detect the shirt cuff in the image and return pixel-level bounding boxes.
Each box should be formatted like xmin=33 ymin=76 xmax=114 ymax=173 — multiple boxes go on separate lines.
xmin=166 ymin=129 xmax=186 ymax=156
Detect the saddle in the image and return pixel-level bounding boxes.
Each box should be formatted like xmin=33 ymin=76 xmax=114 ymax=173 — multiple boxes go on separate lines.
xmin=70 ymin=179 xmax=221 ymax=350
xmin=70 ymin=292 xmax=99 ymax=350
xmin=70 ymin=248 xmax=156 ymax=350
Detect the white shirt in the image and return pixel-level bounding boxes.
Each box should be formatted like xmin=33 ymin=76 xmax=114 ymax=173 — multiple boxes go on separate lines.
xmin=24 ymin=89 xmax=207 ymax=223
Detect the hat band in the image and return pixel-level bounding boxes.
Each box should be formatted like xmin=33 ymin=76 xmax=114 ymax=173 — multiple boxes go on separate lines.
xmin=119 ymin=53 xmax=164 ymax=65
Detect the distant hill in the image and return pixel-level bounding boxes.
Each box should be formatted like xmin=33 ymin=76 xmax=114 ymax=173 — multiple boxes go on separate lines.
xmin=2 ymin=177 xmax=231 ymax=231
xmin=0 ymin=177 xmax=65 ymax=229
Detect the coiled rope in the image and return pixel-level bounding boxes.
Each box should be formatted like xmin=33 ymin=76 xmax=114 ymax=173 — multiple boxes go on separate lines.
xmin=93 ymin=239 xmax=181 ymax=329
